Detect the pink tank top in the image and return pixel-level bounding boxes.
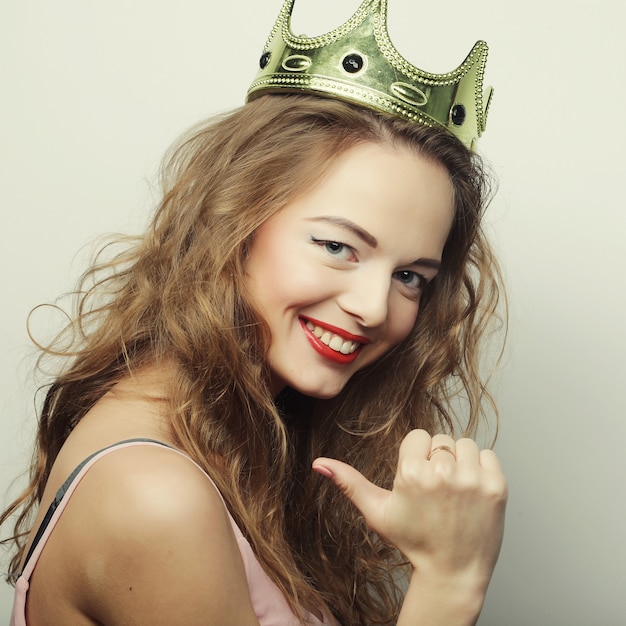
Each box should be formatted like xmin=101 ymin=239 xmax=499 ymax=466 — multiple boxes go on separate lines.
xmin=10 ymin=439 xmax=326 ymax=626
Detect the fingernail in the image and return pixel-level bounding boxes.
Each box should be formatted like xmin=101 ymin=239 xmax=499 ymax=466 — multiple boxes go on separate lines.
xmin=312 ymin=463 xmax=333 ymax=478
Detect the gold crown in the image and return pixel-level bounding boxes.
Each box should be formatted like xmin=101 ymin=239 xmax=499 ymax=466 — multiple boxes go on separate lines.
xmin=247 ymin=0 xmax=493 ymax=150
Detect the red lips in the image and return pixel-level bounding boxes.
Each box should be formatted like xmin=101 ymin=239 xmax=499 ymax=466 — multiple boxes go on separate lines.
xmin=299 ymin=317 xmax=369 ymax=364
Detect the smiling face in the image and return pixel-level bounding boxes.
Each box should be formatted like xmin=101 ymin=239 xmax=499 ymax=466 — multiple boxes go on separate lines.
xmin=244 ymin=141 xmax=455 ymax=398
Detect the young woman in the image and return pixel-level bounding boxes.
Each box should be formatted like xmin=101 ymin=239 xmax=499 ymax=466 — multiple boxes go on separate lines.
xmin=1 ymin=9 xmax=507 ymax=618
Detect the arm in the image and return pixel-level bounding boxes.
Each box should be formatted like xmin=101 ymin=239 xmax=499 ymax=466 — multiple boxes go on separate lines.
xmin=313 ymin=429 xmax=507 ymax=625
xmin=48 ymin=445 xmax=261 ymax=626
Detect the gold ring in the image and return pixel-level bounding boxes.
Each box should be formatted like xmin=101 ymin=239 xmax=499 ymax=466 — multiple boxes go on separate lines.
xmin=427 ymin=445 xmax=456 ymax=461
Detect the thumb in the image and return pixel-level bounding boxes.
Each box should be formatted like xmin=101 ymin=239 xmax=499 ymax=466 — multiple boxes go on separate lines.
xmin=312 ymin=457 xmax=389 ymax=531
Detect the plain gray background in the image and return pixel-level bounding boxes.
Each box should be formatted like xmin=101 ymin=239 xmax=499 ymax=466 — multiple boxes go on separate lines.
xmin=2 ymin=1 xmax=625 ymax=624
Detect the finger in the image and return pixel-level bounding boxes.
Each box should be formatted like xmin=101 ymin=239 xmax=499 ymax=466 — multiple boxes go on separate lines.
xmin=312 ymin=457 xmax=389 ymax=529
xmin=479 ymin=450 xmax=508 ymax=500
xmin=479 ymin=448 xmax=504 ymax=473
xmin=430 ymin=433 xmax=456 ymax=451
xmin=398 ymin=429 xmax=432 ymax=460
xmin=455 ymin=438 xmax=480 ymax=465
xmin=428 ymin=433 xmax=457 ymax=463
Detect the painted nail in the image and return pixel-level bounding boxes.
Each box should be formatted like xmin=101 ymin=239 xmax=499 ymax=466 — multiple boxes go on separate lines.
xmin=312 ymin=463 xmax=334 ymax=478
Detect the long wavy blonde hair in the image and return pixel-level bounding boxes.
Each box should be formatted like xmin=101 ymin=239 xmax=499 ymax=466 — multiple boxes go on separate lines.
xmin=1 ymin=94 xmax=504 ymax=624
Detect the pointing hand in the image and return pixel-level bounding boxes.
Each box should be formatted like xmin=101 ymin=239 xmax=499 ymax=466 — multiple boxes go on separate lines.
xmin=312 ymin=429 xmax=507 ymax=583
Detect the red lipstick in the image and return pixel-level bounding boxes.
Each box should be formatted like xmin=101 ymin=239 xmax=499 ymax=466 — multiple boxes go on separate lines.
xmin=299 ymin=317 xmax=367 ymax=365
xmin=302 ymin=317 xmax=370 ymax=344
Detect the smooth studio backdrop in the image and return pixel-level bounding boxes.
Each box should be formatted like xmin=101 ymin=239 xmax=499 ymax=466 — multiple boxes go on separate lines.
xmin=1 ymin=1 xmax=625 ymax=624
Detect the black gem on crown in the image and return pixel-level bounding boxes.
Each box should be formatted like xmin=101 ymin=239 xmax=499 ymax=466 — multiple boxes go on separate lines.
xmin=451 ymin=104 xmax=466 ymax=126
xmin=342 ymin=53 xmax=364 ymax=73
xmin=260 ymin=52 xmax=271 ymax=69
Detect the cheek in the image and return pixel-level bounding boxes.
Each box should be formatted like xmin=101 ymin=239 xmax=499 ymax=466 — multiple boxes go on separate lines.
xmin=387 ymin=298 xmax=420 ymax=346
xmin=247 ymin=247 xmax=326 ymax=315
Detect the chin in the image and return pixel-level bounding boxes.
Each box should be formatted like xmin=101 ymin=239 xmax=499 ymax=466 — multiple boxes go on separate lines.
xmin=306 ymin=389 xmax=343 ymax=400
xmin=290 ymin=378 xmax=348 ymax=400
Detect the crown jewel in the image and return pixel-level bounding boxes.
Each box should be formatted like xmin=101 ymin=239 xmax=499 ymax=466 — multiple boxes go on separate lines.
xmin=247 ymin=0 xmax=493 ymax=150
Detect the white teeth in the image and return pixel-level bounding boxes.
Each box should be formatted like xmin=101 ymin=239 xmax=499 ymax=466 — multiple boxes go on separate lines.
xmin=329 ymin=335 xmax=343 ymax=351
xmin=304 ymin=321 xmax=360 ymax=355
xmin=340 ymin=342 xmax=354 ymax=355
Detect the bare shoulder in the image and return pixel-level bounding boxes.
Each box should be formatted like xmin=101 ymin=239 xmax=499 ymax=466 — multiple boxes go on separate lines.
xmin=34 ymin=444 xmax=259 ymax=626
xmin=80 ymin=444 xmax=229 ymax=530
xmin=81 ymin=444 xmax=231 ymax=541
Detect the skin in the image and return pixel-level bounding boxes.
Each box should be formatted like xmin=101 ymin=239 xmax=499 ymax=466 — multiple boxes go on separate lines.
xmin=19 ymin=142 xmax=507 ymax=625
xmin=245 ymin=141 xmax=454 ymax=398
xmin=21 ymin=373 xmax=262 ymax=625
xmin=313 ymin=432 xmax=507 ymax=626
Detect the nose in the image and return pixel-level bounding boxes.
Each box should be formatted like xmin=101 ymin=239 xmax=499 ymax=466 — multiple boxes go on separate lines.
xmin=336 ymin=269 xmax=390 ymax=328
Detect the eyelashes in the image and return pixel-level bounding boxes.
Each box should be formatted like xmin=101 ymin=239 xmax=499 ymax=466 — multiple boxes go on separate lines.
xmin=392 ymin=269 xmax=426 ymax=291
xmin=310 ymin=237 xmax=357 ymax=262
xmin=310 ymin=236 xmax=428 ymax=294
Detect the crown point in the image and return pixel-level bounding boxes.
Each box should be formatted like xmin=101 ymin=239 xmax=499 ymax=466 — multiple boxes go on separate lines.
xmin=247 ymin=0 xmax=492 ymax=149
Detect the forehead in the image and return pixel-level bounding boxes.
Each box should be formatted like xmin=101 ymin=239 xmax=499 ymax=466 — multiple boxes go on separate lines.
xmin=277 ymin=142 xmax=455 ymax=257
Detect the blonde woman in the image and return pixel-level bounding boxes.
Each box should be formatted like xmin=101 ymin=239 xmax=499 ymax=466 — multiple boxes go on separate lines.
xmin=2 ymin=2 xmax=507 ymax=624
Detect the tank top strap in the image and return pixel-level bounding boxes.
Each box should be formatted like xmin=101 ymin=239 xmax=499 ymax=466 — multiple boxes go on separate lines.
xmin=15 ymin=438 xmax=329 ymax=625
xmin=20 ymin=438 xmax=176 ymax=580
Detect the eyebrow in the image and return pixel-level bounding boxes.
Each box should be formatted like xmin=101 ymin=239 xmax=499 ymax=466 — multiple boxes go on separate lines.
xmin=306 ymin=216 xmax=378 ymax=248
xmin=306 ymin=215 xmax=442 ymax=271
xmin=413 ymin=258 xmax=442 ymax=272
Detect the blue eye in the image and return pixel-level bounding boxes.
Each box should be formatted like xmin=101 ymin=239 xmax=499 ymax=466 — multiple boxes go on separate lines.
xmin=324 ymin=241 xmax=346 ymax=255
xmin=311 ymin=237 xmax=356 ymax=261
xmin=393 ymin=270 xmax=425 ymax=290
